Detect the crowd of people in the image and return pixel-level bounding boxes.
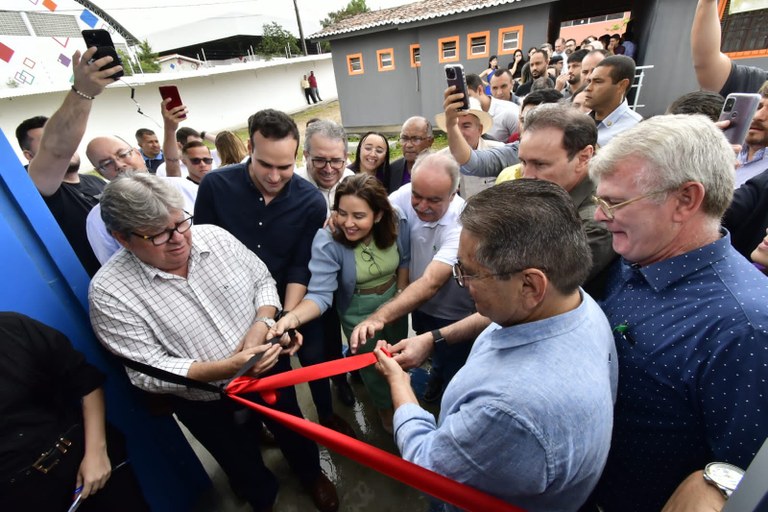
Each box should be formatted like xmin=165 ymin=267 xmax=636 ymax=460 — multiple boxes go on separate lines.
xmin=4 ymin=0 xmax=768 ymax=511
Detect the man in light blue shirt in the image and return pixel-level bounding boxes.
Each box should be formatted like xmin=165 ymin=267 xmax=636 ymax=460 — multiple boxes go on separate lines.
xmin=375 ymin=179 xmax=618 ymax=511
xmin=584 ymin=55 xmax=642 ymax=147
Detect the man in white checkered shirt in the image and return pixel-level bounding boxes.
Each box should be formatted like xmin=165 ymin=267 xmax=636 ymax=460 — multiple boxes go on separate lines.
xmin=89 ymin=172 xmax=339 ymax=512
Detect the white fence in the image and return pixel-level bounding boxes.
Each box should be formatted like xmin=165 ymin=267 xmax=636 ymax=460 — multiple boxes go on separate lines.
xmin=0 ymin=54 xmax=336 ymax=165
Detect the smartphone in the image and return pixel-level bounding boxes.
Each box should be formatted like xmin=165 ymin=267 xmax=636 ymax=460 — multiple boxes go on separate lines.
xmin=444 ymin=64 xmax=470 ymax=110
xmin=81 ymin=29 xmax=123 ymax=80
xmin=718 ymin=93 xmax=761 ymax=146
xmin=159 ymin=85 xmax=186 ymax=118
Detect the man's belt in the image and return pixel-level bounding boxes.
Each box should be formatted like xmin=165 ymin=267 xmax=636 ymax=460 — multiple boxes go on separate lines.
xmin=7 ymin=424 xmax=80 ymax=484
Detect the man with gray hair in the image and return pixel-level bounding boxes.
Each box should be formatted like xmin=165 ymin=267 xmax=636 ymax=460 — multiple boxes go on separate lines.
xmin=351 ymin=152 xmax=476 ymax=403
xmin=386 ymin=116 xmax=434 ymax=193
xmin=89 ymin=172 xmax=338 ymax=512
xmin=296 ymin=119 xmax=354 ymax=212
xmin=586 ymin=115 xmax=768 ymax=511
xmin=374 ymin=179 xmax=617 ymax=511
xmin=295 ymin=119 xmax=356 ymax=407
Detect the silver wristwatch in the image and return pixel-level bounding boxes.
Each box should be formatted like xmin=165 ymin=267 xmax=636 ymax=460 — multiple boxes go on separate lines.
xmin=703 ymin=462 xmax=745 ymax=498
xmin=256 ymin=317 xmax=276 ymax=328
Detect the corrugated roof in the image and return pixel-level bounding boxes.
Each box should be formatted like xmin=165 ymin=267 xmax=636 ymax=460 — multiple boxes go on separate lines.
xmin=310 ymin=0 xmax=523 ymax=39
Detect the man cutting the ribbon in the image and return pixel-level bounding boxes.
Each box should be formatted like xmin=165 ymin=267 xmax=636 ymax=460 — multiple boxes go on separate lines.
xmin=374 ymin=180 xmax=618 ymax=511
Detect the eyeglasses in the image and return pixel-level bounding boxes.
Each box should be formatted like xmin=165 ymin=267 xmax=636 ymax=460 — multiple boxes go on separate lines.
xmin=592 ymin=189 xmax=669 ymax=221
xmin=188 ymin=157 xmax=213 ymax=165
xmin=451 ymin=261 xmax=521 ymax=288
xmin=98 ymin=147 xmax=135 ymax=173
xmin=310 ymin=157 xmax=346 ymax=170
xmin=399 ymin=135 xmax=429 ymax=145
xmin=360 ymin=246 xmax=382 ymax=277
xmin=131 ymin=213 xmax=193 ymax=245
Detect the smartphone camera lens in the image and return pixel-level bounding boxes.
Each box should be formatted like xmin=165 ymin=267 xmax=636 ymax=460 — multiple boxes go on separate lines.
xmin=724 ymin=98 xmax=735 ymax=112
xmin=446 ymin=68 xmax=456 ymax=80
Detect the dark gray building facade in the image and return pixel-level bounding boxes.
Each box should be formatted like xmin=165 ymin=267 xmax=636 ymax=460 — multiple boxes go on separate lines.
xmin=314 ymin=0 xmax=767 ymax=132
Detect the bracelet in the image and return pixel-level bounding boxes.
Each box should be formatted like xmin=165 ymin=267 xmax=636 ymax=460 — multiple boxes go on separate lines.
xmin=71 ymin=85 xmax=94 ymax=100
xmin=287 ymin=311 xmax=301 ymax=328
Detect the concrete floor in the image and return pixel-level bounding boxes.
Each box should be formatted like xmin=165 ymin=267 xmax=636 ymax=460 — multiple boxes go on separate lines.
xmin=187 ymin=355 xmax=438 ymax=512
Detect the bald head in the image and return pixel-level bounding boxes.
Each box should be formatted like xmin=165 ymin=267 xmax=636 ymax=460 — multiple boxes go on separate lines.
xmin=399 ymin=116 xmax=434 ymax=164
xmin=87 ymin=136 xmax=147 ymax=180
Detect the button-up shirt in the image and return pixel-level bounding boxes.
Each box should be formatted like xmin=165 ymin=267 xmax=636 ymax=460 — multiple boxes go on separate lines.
xmin=395 ymin=291 xmax=617 ymax=511
xmin=194 ymin=161 xmax=327 ymax=297
xmin=594 ymin=231 xmax=768 ymax=511
xmin=736 ymin=146 xmax=768 ymax=188
xmin=89 ymin=225 xmax=281 ymax=400
xmin=593 ymin=100 xmax=642 ymax=147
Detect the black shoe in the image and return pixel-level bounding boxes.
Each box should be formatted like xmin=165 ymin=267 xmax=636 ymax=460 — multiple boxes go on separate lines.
xmin=334 ymin=379 xmax=356 ymax=407
xmin=422 ymin=374 xmax=443 ymax=403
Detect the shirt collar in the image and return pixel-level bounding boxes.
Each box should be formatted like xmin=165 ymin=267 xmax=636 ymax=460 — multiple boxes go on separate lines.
xmin=486 ymin=289 xmax=589 ymax=350
xmin=622 ymin=229 xmax=732 ymax=292
xmin=738 ymin=145 xmax=766 ymax=166
xmin=598 ymin=100 xmax=631 ymax=126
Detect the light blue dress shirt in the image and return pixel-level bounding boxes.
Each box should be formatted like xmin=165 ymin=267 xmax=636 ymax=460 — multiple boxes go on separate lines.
xmin=595 ymin=100 xmax=642 ymax=147
xmin=395 ymin=291 xmax=617 ymax=511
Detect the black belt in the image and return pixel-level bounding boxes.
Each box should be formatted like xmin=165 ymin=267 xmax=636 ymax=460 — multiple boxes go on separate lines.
xmin=7 ymin=424 xmax=81 ymax=485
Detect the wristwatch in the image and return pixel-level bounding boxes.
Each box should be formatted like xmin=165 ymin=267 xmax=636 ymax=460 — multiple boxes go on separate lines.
xmin=431 ymin=329 xmax=445 ymax=345
xmin=703 ymin=462 xmax=745 ymax=498
xmin=256 ymin=317 xmax=276 ymax=328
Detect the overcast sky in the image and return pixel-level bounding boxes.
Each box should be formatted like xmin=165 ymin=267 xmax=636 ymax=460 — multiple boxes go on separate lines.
xmin=92 ymin=0 xmax=410 ymax=39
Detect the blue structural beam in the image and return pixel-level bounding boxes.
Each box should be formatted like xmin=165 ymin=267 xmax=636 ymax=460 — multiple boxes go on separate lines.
xmin=0 ymin=129 xmax=210 ymax=511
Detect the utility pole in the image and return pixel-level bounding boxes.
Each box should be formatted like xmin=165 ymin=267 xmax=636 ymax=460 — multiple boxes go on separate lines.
xmin=292 ymin=0 xmax=308 ymax=55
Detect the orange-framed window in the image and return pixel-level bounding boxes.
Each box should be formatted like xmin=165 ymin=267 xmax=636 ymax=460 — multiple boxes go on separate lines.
xmin=718 ymin=0 xmax=768 ymax=59
xmin=410 ymin=44 xmax=421 ymax=68
xmin=377 ymin=48 xmax=395 ymax=71
xmin=347 ymin=53 xmax=364 ymax=75
xmin=438 ymin=35 xmax=460 ymax=63
xmin=467 ymin=31 xmax=490 ymax=59
xmin=497 ymin=25 xmax=524 ymax=56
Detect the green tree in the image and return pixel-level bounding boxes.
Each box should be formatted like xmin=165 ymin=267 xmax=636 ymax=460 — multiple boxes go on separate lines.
xmin=259 ymin=22 xmax=300 ymax=57
xmin=136 ymin=40 xmax=160 ymax=73
xmin=116 ymin=49 xmax=134 ymax=76
xmin=320 ymin=0 xmax=370 ymax=28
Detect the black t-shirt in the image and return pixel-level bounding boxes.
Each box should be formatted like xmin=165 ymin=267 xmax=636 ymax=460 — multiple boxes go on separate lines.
xmin=0 ymin=312 xmax=104 ymax=478
xmin=720 ymin=62 xmax=768 ymax=97
xmin=42 ymin=174 xmax=105 ymax=276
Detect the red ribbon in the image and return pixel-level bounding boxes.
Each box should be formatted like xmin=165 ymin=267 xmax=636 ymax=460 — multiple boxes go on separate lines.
xmin=225 ymin=352 xmax=525 ymax=512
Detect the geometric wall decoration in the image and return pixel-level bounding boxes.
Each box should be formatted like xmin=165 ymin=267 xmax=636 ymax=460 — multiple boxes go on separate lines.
xmin=0 ymin=42 xmax=14 ymax=63
xmin=14 ymin=69 xmax=35 ymax=84
xmin=80 ymin=9 xmax=97 ymax=28
xmin=57 ymin=53 xmax=71 ymax=66
xmin=23 ymin=57 xmax=36 ymax=68
xmin=42 ymin=0 xmax=57 ymax=11
xmin=52 ymin=36 xmax=69 ymax=47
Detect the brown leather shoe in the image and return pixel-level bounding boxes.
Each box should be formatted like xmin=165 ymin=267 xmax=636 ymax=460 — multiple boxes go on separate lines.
xmin=319 ymin=413 xmax=357 ymax=439
xmin=306 ymin=473 xmax=339 ymax=512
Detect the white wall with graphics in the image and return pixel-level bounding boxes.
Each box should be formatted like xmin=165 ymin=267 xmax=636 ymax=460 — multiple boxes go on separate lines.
xmin=1 ymin=54 xmax=336 ymax=166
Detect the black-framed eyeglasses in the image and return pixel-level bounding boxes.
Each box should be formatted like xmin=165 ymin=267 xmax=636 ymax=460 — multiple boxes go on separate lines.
xmin=188 ymin=157 xmax=213 ymax=165
xmin=451 ymin=261 xmax=521 ymax=288
xmin=399 ymin=135 xmax=429 ymax=145
xmin=131 ymin=212 xmax=193 ymax=246
xmin=310 ymin=157 xmax=346 ymax=171
xmin=360 ymin=246 xmax=382 ymax=276
xmin=98 ymin=147 xmax=135 ymax=173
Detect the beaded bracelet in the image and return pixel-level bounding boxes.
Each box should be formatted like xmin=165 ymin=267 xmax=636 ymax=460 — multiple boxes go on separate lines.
xmin=71 ymin=86 xmax=94 ymax=100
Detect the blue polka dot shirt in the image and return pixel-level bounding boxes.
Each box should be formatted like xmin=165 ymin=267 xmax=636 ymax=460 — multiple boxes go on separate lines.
xmin=594 ymin=231 xmax=768 ymax=511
